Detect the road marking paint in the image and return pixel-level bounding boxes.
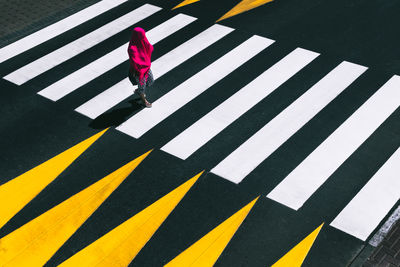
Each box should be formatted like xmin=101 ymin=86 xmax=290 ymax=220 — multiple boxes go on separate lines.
xmin=4 ymin=4 xmax=161 ymax=85
xmin=165 ymin=197 xmax=259 ymax=267
xmin=330 ymin=147 xmax=400 ymax=241
xmin=39 ymin=13 xmax=197 ymax=101
xmin=59 ymin=171 xmax=202 ymax=267
xmin=162 ymin=48 xmax=321 ymax=161
xmin=172 ymin=0 xmax=201 ymax=10
xmin=75 ymin=24 xmax=233 ymax=118
xmin=267 ymin=75 xmax=400 ymax=210
xmin=0 ymin=129 xmax=107 ymax=230
xmin=117 ymin=35 xmax=273 ymax=138
xmin=272 ymin=223 xmax=324 ymax=267
xmin=0 ymin=0 xmax=127 ymax=64
xmin=210 ymin=61 xmax=366 ymax=183
xmin=369 ymin=205 xmax=400 ymax=247
xmin=217 ymin=0 xmax=274 ymax=22
xmin=0 ymin=151 xmax=151 ymax=266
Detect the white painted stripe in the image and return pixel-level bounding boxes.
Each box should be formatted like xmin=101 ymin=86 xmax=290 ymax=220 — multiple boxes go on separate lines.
xmin=210 ymin=61 xmax=366 ymax=183
xmin=330 ymin=147 xmax=400 ymax=241
xmin=162 ymin=48 xmax=322 ymax=160
xmin=39 ymin=13 xmax=197 ymax=101
xmin=4 ymin=4 xmax=161 ymax=85
xmin=116 ymin=35 xmax=273 ymax=138
xmin=267 ymin=75 xmax=400 ymax=210
xmin=0 ymin=0 xmax=127 ymax=64
xmin=75 ymin=24 xmax=234 ymax=118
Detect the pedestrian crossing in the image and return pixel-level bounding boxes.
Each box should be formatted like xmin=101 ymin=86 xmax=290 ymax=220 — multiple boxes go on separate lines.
xmin=210 ymin=61 xmax=367 ymax=184
xmin=161 ymin=48 xmax=319 ymax=161
xmin=39 ymin=12 xmax=198 ymax=102
xmin=75 ymin=22 xmax=232 ymax=118
xmin=116 ymin=35 xmax=274 ymax=138
xmin=330 ymin=146 xmax=400 ymax=241
xmin=0 ymin=0 xmax=128 ymax=64
xmin=1 ymin=0 xmax=400 ymax=245
xmin=3 ymin=4 xmax=162 ymax=85
xmin=267 ymin=75 xmax=400 ymax=210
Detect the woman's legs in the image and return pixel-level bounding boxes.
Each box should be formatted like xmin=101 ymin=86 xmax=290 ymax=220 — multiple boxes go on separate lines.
xmin=141 ymin=70 xmax=154 ymax=107
xmin=133 ymin=70 xmax=152 ymax=108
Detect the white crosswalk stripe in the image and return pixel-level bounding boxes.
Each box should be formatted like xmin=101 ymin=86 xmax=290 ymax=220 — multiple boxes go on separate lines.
xmin=210 ymin=61 xmax=367 ymax=183
xmin=3 ymin=4 xmax=161 ymax=85
xmin=267 ymin=75 xmax=400 ymax=210
xmin=161 ymin=48 xmax=319 ymax=161
xmin=330 ymin=146 xmax=400 ymax=241
xmin=38 ymin=13 xmax=197 ymax=101
xmin=0 ymin=0 xmax=127 ymax=64
xmin=116 ymin=35 xmax=274 ymax=138
xmin=75 ymin=24 xmax=234 ymax=118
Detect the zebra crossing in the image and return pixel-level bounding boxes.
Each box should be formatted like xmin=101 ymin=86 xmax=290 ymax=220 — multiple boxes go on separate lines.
xmin=38 ymin=12 xmax=198 ymax=102
xmin=3 ymin=4 xmax=162 ymax=85
xmin=0 ymin=0 xmax=128 ymax=64
xmin=75 ymin=22 xmax=232 ymax=119
xmin=211 ymin=61 xmax=367 ymax=183
xmin=267 ymin=75 xmax=400 ymax=211
xmin=330 ymin=146 xmax=400 ymax=241
xmin=116 ymin=35 xmax=274 ymax=138
xmin=1 ymin=0 xmax=399 ymax=245
xmin=161 ymin=48 xmax=320 ymax=161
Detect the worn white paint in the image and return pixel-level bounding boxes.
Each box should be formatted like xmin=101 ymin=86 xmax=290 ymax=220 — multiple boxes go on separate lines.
xmin=0 ymin=0 xmax=127 ymax=64
xmin=39 ymin=13 xmax=196 ymax=101
xmin=4 ymin=4 xmax=161 ymax=85
xmin=75 ymin=24 xmax=233 ymax=118
xmin=267 ymin=75 xmax=400 ymax=210
xmin=330 ymin=147 xmax=400 ymax=241
xmin=116 ymin=35 xmax=272 ymax=138
xmin=369 ymin=205 xmax=400 ymax=246
xmin=162 ymin=48 xmax=324 ymax=160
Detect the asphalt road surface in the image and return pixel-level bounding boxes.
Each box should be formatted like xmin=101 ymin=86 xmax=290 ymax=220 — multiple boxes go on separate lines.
xmin=1 ymin=0 xmax=400 ymax=266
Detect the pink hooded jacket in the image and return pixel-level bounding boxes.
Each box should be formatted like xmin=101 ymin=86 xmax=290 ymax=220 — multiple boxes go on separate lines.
xmin=128 ymin=27 xmax=153 ymax=85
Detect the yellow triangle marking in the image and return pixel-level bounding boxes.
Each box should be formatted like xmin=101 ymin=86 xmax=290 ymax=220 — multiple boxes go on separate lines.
xmin=0 ymin=150 xmax=151 ymax=267
xmin=165 ymin=197 xmax=259 ymax=267
xmin=58 ymin=171 xmax=204 ymax=267
xmin=272 ymin=223 xmax=324 ymax=267
xmin=172 ymin=0 xmax=200 ymax=10
xmin=216 ymin=0 xmax=274 ymax=22
xmin=0 ymin=129 xmax=108 ymax=230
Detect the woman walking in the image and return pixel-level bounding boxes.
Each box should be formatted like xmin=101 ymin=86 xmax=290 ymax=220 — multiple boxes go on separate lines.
xmin=128 ymin=27 xmax=154 ymax=108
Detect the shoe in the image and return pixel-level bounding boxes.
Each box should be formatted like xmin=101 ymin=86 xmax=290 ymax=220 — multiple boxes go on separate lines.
xmin=144 ymin=100 xmax=152 ymax=108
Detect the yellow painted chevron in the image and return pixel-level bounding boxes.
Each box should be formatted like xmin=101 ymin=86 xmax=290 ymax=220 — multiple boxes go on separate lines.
xmin=217 ymin=0 xmax=274 ymax=22
xmin=0 ymin=129 xmax=108 ymax=230
xmin=59 ymin=171 xmax=203 ymax=267
xmin=165 ymin=197 xmax=259 ymax=267
xmin=272 ymin=223 xmax=324 ymax=267
xmin=0 ymin=150 xmax=151 ymax=267
xmin=172 ymin=0 xmax=200 ymax=10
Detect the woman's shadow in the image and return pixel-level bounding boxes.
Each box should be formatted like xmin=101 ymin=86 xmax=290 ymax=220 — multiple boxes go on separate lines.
xmin=89 ymin=97 xmax=143 ymax=129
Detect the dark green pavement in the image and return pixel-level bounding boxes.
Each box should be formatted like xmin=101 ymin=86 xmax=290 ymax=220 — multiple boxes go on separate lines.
xmin=1 ymin=0 xmax=400 ymax=266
